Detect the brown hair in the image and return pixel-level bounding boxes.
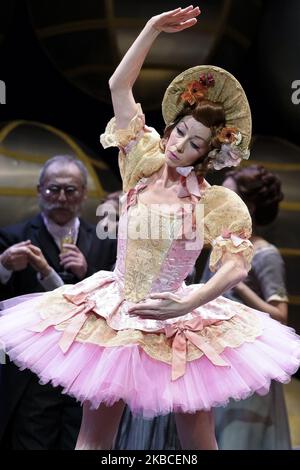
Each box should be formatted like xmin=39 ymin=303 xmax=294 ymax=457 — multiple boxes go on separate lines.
xmin=226 ymin=165 xmax=284 ymax=225
xmin=160 ymin=100 xmax=226 ymax=177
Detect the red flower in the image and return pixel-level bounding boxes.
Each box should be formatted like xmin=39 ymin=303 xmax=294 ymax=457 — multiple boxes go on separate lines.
xmin=180 ymin=73 xmax=215 ymax=106
xmin=181 ymin=81 xmax=207 ymax=105
xmin=217 ymin=127 xmax=239 ymax=144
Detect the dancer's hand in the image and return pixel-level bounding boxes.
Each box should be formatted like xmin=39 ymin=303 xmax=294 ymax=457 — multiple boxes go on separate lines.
xmin=128 ymin=292 xmax=193 ymax=320
xmin=149 ymin=5 xmax=201 ymax=33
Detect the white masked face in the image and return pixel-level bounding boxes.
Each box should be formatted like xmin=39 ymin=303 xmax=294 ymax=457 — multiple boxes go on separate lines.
xmin=165 ymin=116 xmax=211 ymax=168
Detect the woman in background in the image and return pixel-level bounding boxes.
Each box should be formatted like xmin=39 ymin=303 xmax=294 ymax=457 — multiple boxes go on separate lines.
xmin=202 ymin=165 xmax=291 ymax=449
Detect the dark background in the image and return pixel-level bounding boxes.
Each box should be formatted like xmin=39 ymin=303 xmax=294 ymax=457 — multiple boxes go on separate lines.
xmin=1 ymin=0 xmax=299 ymax=165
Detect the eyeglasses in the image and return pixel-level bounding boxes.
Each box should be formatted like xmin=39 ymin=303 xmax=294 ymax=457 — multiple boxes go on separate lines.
xmin=42 ymin=185 xmax=83 ymax=199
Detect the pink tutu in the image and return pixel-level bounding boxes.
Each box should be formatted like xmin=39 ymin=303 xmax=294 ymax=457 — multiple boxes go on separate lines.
xmin=1 ymin=292 xmax=299 ymax=418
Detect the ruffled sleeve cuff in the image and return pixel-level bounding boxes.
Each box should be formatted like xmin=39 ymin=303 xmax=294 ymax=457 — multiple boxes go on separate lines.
xmin=209 ymin=233 xmax=254 ymax=273
xmin=100 ymin=103 xmax=145 ymax=150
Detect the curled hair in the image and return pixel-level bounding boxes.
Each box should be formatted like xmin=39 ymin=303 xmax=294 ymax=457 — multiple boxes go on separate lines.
xmin=226 ymin=165 xmax=284 ymax=225
xmin=161 ymin=100 xmax=225 ymax=177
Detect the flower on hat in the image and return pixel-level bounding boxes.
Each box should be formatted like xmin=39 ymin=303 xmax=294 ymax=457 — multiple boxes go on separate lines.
xmin=199 ymin=73 xmax=215 ymax=87
xmin=180 ymin=73 xmax=215 ymax=106
xmin=217 ymin=127 xmax=241 ymax=145
xmin=175 ymin=69 xmax=250 ymax=171
xmin=207 ymin=127 xmax=247 ymax=170
xmin=209 ymin=144 xmax=250 ymax=170
xmin=180 ymin=81 xmax=207 ymax=106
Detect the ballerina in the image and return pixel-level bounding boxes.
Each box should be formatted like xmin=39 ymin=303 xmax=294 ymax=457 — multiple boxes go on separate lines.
xmin=0 ymin=6 xmax=299 ymax=450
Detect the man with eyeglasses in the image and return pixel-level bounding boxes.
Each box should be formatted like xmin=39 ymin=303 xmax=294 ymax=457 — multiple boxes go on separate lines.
xmin=0 ymin=155 xmax=117 ymax=450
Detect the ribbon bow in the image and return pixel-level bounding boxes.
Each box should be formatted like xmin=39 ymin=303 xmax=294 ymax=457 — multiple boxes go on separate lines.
xmin=165 ymin=316 xmax=230 ymax=381
xmin=126 ymin=181 xmax=148 ymax=209
xmin=216 ymin=229 xmax=247 ymax=247
xmin=30 ymin=293 xmax=96 ymax=353
xmin=176 ymin=166 xmax=202 ymax=198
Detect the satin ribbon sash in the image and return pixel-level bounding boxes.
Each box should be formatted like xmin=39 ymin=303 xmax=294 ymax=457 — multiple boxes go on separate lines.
xmin=30 ymin=294 xmax=96 ymax=353
xmin=165 ymin=316 xmax=230 ymax=381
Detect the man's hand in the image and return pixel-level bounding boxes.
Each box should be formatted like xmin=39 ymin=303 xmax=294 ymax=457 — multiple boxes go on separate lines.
xmin=0 ymin=240 xmax=31 ymax=271
xmin=128 ymin=292 xmax=194 ymax=321
xmin=59 ymin=244 xmax=88 ymax=280
xmin=26 ymin=244 xmax=52 ymax=278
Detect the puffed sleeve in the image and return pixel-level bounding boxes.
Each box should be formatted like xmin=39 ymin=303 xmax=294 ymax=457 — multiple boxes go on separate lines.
xmin=202 ymin=186 xmax=254 ymax=272
xmin=100 ymin=104 xmax=165 ymax=192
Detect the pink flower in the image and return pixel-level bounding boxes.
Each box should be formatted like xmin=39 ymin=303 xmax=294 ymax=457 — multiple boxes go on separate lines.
xmin=209 ymin=144 xmax=242 ymax=170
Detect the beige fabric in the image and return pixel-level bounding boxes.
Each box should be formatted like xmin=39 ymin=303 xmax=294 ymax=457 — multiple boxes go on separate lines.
xmin=201 ymin=185 xmax=253 ymax=272
xmin=124 ymin=202 xmax=189 ymax=302
xmin=35 ymin=288 xmax=262 ymax=365
xmin=100 ymin=111 xmax=253 ymax=273
xmin=162 ymin=65 xmax=252 ymax=153
xmin=100 ymin=104 xmax=165 ymax=192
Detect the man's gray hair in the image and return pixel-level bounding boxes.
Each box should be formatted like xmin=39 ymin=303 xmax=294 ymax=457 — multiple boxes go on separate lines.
xmin=39 ymin=155 xmax=88 ymax=187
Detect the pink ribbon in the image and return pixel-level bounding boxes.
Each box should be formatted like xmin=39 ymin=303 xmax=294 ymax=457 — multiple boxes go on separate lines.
xmin=176 ymin=166 xmax=202 ymax=198
xmin=165 ymin=316 xmax=229 ymax=381
xmin=126 ymin=182 xmax=147 ymax=209
xmin=30 ymin=294 xmax=96 ymax=353
xmin=218 ymin=230 xmax=247 ymax=247
xmin=126 ymin=167 xmax=203 ymax=210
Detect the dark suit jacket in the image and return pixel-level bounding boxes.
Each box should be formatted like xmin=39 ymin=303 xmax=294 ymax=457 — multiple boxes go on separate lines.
xmin=0 ymin=213 xmax=117 ymax=299
xmin=0 ymin=213 xmax=117 ymax=442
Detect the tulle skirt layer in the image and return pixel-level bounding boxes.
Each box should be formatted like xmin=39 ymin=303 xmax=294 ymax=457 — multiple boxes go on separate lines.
xmin=0 ymin=293 xmax=299 ymax=418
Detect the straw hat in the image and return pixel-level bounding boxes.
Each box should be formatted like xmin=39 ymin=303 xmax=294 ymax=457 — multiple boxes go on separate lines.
xmin=162 ymin=65 xmax=252 ymax=169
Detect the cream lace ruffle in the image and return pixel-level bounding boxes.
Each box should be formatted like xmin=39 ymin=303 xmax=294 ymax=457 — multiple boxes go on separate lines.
xmin=100 ymin=103 xmax=165 ymax=192
xmin=209 ymin=235 xmax=253 ymax=272
xmin=100 ymin=103 xmax=145 ymax=149
xmin=34 ymin=289 xmax=262 ymax=366
xmin=200 ymin=185 xmax=253 ymax=271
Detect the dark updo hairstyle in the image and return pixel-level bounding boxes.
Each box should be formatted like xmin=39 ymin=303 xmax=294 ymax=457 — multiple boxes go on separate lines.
xmin=161 ymin=99 xmax=226 ymax=177
xmin=226 ymin=165 xmax=284 ymax=226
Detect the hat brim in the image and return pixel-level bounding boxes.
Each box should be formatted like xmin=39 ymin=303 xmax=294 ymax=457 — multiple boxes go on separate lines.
xmin=162 ymin=65 xmax=252 ymax=152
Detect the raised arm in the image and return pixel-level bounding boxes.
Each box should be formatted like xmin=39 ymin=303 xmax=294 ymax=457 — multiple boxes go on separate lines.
xmin=109 ymin=5 xmax=201 ymax=129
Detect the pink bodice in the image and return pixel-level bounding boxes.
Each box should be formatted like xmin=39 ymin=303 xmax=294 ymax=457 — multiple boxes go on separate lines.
xmin=114 ymin=183 xmax=203 ymax=303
